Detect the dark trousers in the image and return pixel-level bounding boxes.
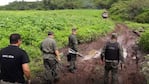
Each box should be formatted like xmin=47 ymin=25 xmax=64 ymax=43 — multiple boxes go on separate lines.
xmin=104 ymin=62 xmax=119 ymax=84
xmin=68 ymin=53 xmax=77 ymax=71
xmin=43 ymin=59 xmax=59 ymax=83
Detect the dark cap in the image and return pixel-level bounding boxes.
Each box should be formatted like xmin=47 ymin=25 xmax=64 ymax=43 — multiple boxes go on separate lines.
xmin=72 ymin=27 xmax=77 ymax=31
xmin=48 ymin=31 xmax=54 ymax=35
xmin=111 ymin=33 xmax=117 ymax=39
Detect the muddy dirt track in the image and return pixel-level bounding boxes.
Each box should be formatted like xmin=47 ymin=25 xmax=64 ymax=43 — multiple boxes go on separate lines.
xmin=32 ymin=24 xmax=147 ymax=84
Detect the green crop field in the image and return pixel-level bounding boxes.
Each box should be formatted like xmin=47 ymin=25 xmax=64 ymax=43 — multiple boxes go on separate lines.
xmin=0 ymin=10 xmax=115 ymax=76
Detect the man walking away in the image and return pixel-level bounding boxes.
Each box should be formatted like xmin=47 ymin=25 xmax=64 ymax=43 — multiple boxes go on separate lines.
xmin=100 ymin=33 xmax=125 ymax=84
xmin=68 ymin=28 xmax=78 ymax=73
xmin=40 ymin=31 xmax=61 ymax=84
xmin=0 ymin=33 xmax=31 ymax=84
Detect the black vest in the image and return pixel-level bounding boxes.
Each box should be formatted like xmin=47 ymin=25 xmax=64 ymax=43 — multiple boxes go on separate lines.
xmin=105 ymin=42 xmax=120 ymax=60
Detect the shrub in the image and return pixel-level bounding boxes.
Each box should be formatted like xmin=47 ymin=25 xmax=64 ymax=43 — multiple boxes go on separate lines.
xmin=0 ymin=10 xmax=114 ymax=76
xmin=135 ymin=11 xmax=149 ymax=23
xmin=110 ymin=0 xmax=149 ymax=23
xmin=139 ymin=29 xmax=149 ymax=51
xmin=141 ymin=54 xmax=149 ymax=84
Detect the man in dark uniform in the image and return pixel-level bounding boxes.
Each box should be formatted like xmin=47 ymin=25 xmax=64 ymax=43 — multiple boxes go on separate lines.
xmin=100 ymin=33 xmax=124 ymax=84
xmin=0 ymin=33 xmax=31 ymax=84
xmin=68 ymin=28 xmax=78 ymax=73
xmin=40 ymin=31 xmax=61 ymax=84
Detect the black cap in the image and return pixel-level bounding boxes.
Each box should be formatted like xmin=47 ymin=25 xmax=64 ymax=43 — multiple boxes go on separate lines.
xmin=111 ymin=33 xmax=117 ymax=39
xmin=72 ymin=27 xmax=77 ymax=31
xmin=48 ymin=31 xmax=54 ymax=35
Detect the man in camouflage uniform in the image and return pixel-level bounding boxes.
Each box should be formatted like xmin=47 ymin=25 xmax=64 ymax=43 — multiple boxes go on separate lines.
xmin=40 ymin=31 xmax=61 ymax=84
xmin=68 ymin=28 xmax=78 ymax=73
xmin=100 ymin=33 xmax=125 ymax=84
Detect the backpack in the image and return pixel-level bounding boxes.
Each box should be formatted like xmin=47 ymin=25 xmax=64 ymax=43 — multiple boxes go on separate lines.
xmin=105 ymin=41 xmax=120 ymax=60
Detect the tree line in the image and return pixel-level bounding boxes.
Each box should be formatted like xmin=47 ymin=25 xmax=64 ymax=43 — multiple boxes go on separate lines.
xmin=0 ymin=0 xmax=119 ymax=10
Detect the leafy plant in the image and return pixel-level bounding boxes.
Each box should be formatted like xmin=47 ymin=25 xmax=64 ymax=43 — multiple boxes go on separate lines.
xmin=0 ymin=10 xmax=114 ymax=76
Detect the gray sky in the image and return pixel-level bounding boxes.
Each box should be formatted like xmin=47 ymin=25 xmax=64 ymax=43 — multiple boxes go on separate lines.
xmin=0 ymin=0 xmax=41 ymax=6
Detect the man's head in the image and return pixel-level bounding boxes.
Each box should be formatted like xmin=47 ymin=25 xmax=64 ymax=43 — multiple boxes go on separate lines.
xmin=10 ymin=33 xmax=22 ymax=46
xmin=48 ymin=31 xmax=54 ymax=38
xmin=111 ymin=33 xmax=117 ymax=40
xmin=72 ymin=28 xmax=77 ymax=35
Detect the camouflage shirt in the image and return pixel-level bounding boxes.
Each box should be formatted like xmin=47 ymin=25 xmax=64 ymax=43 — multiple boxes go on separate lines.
xmin=68 ymin=34 xmax=78 ymax=52
xmin=41 ymin=37 xmax=57 ymax=59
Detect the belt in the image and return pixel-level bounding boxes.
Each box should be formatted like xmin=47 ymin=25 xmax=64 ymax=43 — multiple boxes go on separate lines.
xmin=43 ymin=51 xmax=55 ymax=54
xmin=105 ymin=60 xmax=118 ymax=62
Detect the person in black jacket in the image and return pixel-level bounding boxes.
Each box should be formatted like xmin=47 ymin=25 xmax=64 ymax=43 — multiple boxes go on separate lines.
xmin=100 ymin=33 xmax=125 ymax=84
xmin=0 ymin=33 xmax=31 ymax=84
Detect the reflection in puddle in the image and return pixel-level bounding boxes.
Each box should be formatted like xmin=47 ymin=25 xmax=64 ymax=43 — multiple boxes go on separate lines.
xmin=123 ymin=48 xmax=127 ymax=59
xmin=82 ymin=48 xmax=127 ymax=61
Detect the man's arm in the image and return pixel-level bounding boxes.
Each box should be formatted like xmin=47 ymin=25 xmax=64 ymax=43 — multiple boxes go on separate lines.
xmin=55 ymin=50 xmax=61 ymax=61
xmin=99 ymin=44 xmax=107 ymax=65
xmin=72 ymin=36 xmax=78 ymax=52
xmin=52 ymin=40 xmax=61 ymax=61
xmin=118 ymin=44 xmax=125 ymax=70
xmin=100 ymin=44 xmax=106 ymax=62
xmin=39 ymin=42 xmax=42 ymax=52
xmin=22 ymin=63 xmax=31 ymax=84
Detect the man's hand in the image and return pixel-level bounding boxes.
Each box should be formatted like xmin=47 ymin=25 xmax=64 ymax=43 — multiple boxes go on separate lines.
xmin=22 ymin=63 xmax=31 ymax=83
xmin=55 ymin=50 xmax=61 ymax=61
xmin=76 ymin=52 xmax=79 ymax=55
xmin=77 ymin=52 xmax=84 ymax=57
xmin=27 ymin=80 xmax=31 ymax=84
xmin=99 ymin=60 xmax=104 ymax=65
xmin=119 ymin=63 xmax=126 ymax=70
xmin=57 ymin=57 xmax=61 ymax=61
xmin=122 ymin=63 xmax=126 ymax=69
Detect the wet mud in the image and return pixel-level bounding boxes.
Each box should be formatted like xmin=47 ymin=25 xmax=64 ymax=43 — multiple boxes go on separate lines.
xmin=32 ymin=24 xmax=146 ymax=84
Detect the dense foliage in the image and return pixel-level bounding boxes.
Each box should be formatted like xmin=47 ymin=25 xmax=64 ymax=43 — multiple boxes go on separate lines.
xmin=126 ymin=21 xmax=149 ymax=83
xmin=0 ymin=10 xmax=114 ymax=76
xmin=1 ymin=0 xmax=149 ymax=24
xmin=135 ymin=11 xmax=149 ymax=23
xmin=0 ymin=1 xmax=43 ymax=10
xmin=0 ymin=0 xmax=119 ymax=10
xmin=109 ymin=0 xmax=149 ymax=23
xmin=141 ymin=54 xmax=149 ymax=84
xmin=125 ymin=21 xmax=149 ymax=51
xmin=139 ymin=30 xmax=149 ymax=51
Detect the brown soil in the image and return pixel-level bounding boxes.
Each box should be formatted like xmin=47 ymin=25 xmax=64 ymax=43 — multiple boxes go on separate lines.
xmin=31 ymin=23 xmax=147 ymax=84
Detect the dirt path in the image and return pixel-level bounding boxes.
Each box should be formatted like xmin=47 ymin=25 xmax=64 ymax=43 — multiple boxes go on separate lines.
xmin=32 ymin=23 xmax=147 ymax=84
xmin=115 ymin=24 xmax=146 ymax=84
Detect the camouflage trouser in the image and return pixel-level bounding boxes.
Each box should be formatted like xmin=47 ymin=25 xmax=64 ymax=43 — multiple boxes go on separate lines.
xmin=68 ymin=53 xmax=77 ymax=71
xmin=104 ymin=62 xmax=119 ymax=84
xmin=43 ymin=59 xmax=59 ymax=83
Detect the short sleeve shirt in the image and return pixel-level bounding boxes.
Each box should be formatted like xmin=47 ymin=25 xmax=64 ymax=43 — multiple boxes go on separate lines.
xmin=0 ymin=45 xmax=30 ymax=83
xmin=41 ymin=37 xmax=57 ymax=54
